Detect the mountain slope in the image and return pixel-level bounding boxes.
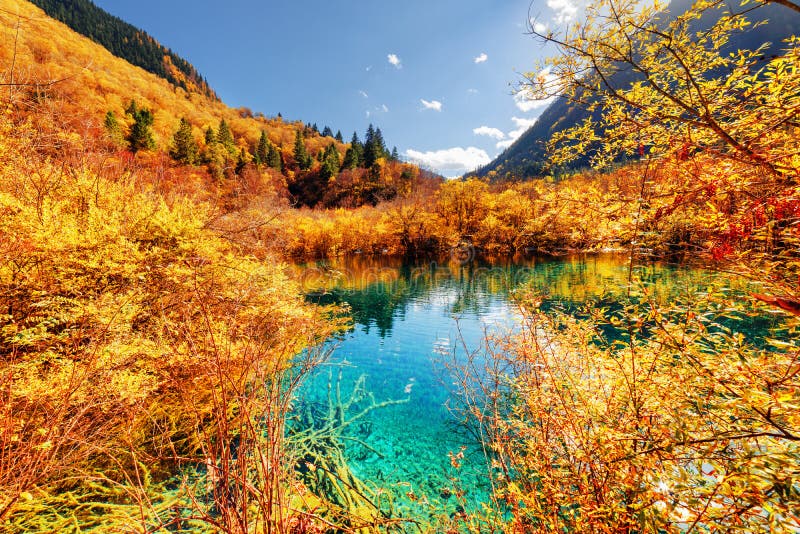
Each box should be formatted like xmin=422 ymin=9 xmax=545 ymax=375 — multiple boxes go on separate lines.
xmin=27 ymin=0 xmax=217 ymax=99
xmin=473 ymin=0 xmax=800 ymax=180
xmin=0 ymin=0 xmax=325 ymax=158
xmin=0 ymin=0 xmax=430 ymax=211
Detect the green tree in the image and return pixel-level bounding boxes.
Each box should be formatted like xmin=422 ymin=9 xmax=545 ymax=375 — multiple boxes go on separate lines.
xmin=342 ymin=132 xmax=364 ymax=169
xmin=363 ymin=124 xmax=388 ymax=168
xmin=124 ymin=100 xmax=156 ymax=153
xmin=103 ymin=110 xmax=124 ymax=147
xmin=320 ymin=144 xmax=341 ymax=183
xmin=363 ymin=124 xmax=376 ymax=167
xmin=293 ymin=130 xmax=312 ymax=170
xmin=268 ymin=144 xmax=283 ymax=172
xmin=374 ymin=128 xmax=388 ymax=157
xmin=217 ymin=119 xmax=236 ymax=156
xmin=204 ymin=126 xmax=216 ymax=145
xmin=256 ymin=131 xmax=270 ymax=165
xmin=335 ymin=130 xmax=344 ymax=143
xmin=169 ymin=118 xmax=199 ymax=165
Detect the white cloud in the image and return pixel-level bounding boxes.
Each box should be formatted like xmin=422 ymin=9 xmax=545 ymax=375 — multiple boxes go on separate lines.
xmin=533 ymin=21 xmax=548 ymax=33
xmin=511 ymin=116 xmax=537 ymax=129
xmin=497 ymin=117 xmax=539 ymax=150
xmin=474 ymin=53 xmax=488 ymax=64
xmin=547 ymin=0 xmax=579 ymax=23
xmin=473 ymin=126 xmax=506 ymax=140
xmin=508 ymin=117 xmax=537 ymax=143
xmin=514 ymin=86 xmax=554 ymax=112
xmin=381 ymin=104 xmax=389 ymax=113
xmin=496 ymin=139 xmax=515 ymax=150
xmin=467 ymin=88 xmax=479 ymax=94
xmin=359 ymin=90 xmax=368 ymax=98
xmin=405 ymin=146 xmax=491 ymax=174
xmin=388 ymin=53 xmax=402 ymax=68
xmin=420 ymin=99 xmax=443 ymax=112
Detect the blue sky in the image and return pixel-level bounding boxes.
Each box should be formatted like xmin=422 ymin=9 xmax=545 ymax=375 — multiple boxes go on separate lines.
xmin=93 ymin=0 xmax=574 ymax=176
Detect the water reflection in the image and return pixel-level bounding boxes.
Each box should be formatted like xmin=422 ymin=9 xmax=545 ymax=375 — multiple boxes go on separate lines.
xmin=292 ymin=254 xmax=753 ymax=336
xmin=290 ymin=253 xmax=769 ymax=522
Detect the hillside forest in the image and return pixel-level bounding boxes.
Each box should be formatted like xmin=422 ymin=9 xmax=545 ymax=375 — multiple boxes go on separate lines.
xmin=1 ymin=0 xmax=799 ymax=532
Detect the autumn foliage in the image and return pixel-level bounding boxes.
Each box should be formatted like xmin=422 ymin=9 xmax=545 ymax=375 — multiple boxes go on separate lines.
xmin=2 ymin=0 xmax=800 ymax=531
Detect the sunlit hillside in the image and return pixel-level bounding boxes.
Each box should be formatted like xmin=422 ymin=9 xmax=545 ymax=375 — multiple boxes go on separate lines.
xmin=3 ymin=0 xmax=348 ymax=158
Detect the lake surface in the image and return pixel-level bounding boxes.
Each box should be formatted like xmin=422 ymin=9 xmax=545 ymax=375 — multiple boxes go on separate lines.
xmin=290 ymin=253 xmax=775 ymax=524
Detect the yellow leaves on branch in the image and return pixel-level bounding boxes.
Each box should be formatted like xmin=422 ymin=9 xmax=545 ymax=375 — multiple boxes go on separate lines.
xmin=532 ymin=0 xmax=800 ymax=177
xmin=0 ymin=111 xmax=331 ymax=528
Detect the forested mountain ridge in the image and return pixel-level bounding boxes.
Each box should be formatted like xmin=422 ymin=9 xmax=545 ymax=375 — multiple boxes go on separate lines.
xmin=471 ymin=0 xmax=800 ymax=181
xmin=0 ymin=0 xmax=428 ymax=209
xmin=27 ymin=0 xmax=218 ymax=99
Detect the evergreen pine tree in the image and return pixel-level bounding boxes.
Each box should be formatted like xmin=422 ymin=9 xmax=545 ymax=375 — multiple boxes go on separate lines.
xmin=342 ymin=132 xmax=364 ymax=169
xmin=125 ymin=100 xmax=156 ymax=153
xmin=374 ymin=128 xmax=388 ymax=158
xmin=257 ymin=131 xmax=270 ymax=165
xmin=391 ymin=146 xmax=400 ymax=161
xmin=363 ymin=123 xmax=379 ymax=168
xmin=293 ymin=130 xmax=312 ymax=170
xmin=322 ymin=126 xmax=334 ymax=138
xmin=204 ymin=126 xmax=216 ymax=145
xmin=217 ymin=120 xmax=236 ymax=155
xmin=365 ymin=124 xmax=376 ymax=146
xmin=267 ymin=144 xmax=283 ymax=171
xmin=320 ymin=144 xmax=341 ymax=183
xmin=103 ymin=110 xmax=124 ymax=146
xmin=170 ymin=118 xmax=198 ymax=164
xmin=335 ymin=130 xmax=344 ymax=143
xmin=324 ymin=143 xmax=341 ymax=168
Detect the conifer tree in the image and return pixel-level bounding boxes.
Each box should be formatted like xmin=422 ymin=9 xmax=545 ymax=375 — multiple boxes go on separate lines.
xmin=324 ymin=143 xmax=341 ymax=168
xmin=217 ymin=119 xmax=236 ymax=155
xmin=170 ymin=118 xmax=198 ymax=164
xmin=365 ymin=124 xmax=376 ymax=146
xmin=204 ymin=126 xmax=216 ymax=145
xmin=335 ymin=130 xmax=344 ymax=143
xmin=342 ymin=131 xmax=364 ymax=169
xmin=267 ymin=144 xmax=283 ymax=171
xmin=363 ymin=123 xmax=381 ymax=168
xmin=103 ymin=110 xmax=124 ymax=146
xmin=320 ymin=143 xmax=341 ymax=183
xmin=124 ymin=100 xmax=156 ymax=153
xmin=374 ymin=128 xmax=388 ymax=158
xmin=293 ymin=130 xmax=312 ymax=170
xmin=256 ymin=131 xmax=270 ymax=165
xmin=322 ymin=126 xmax=334 ymax=138
xmin=391 ymin=146 xmax=400 ymax=161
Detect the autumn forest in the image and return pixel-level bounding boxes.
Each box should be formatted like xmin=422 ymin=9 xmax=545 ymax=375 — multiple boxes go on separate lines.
xmin=1 ymin=0 xmax=799 ymax=532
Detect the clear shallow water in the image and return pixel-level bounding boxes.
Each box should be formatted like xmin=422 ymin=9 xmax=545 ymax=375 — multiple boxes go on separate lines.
xmin=290 ymin=254 xmax=776 ymax=523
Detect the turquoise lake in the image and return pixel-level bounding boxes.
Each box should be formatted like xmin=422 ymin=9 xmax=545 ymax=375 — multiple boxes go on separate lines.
xmin=291 ymin=253 xmax=777 ymax=524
